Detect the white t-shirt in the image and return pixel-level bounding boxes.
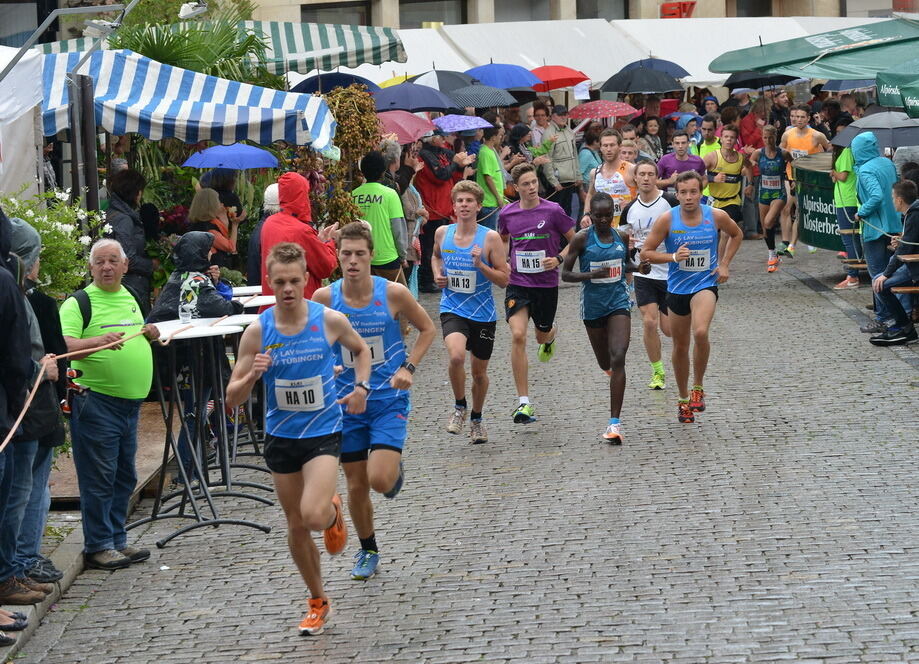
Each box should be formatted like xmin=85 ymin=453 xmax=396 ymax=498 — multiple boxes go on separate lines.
xmin=621 ymin=192 xmax=679 ymax=282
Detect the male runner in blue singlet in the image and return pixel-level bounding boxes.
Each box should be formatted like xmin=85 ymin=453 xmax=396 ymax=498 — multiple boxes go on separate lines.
xmin=640 ymin=171 xmax=742 ymax=424
xmin=227 ymin=243 xmax=371 ymax=636
xmin=312 ymin=222 xmax=435 ymax=581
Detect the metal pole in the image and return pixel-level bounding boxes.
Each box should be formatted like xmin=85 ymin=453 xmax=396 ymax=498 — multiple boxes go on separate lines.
xmin=80 ymin=75 xmax=100 ymax=212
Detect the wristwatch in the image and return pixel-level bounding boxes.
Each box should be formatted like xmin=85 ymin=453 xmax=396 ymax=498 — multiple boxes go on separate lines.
xmin=400 ymin=361 xmax=416 ymax=374
xmin=355 ymin=380 xmax=371 ymax=393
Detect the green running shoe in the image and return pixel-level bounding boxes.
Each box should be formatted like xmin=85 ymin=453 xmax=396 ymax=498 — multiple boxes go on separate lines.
xmin=648 ymin=371 xmax=665 ymax=390
xmin=512 ymin=403 xmax=537 ymax=424
xmin=537 ymin=339 xmax=556 ymax=362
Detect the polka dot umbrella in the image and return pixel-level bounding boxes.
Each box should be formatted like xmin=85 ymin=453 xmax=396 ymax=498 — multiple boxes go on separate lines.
xmin=568 ymin=100 xmax=638 ymax=119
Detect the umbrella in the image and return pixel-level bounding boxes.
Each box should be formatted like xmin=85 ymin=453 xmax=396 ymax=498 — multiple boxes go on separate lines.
xmin=291 ymin=73 xmax=381 ymax=94
xmin=408 ymin=70 xmax=477 ymax=93
xmin=722 ymin=71 xmax=795 ymax=91
xmin=373 ymin=83 xmax=460 ymax=113
xmin=182 ymin=143 xmax=278 ymax=169
xmin=831 ymin=111 xmax=919 ymax=149
xmin=378 ymin=111 xmax=435 ymax=144
xmin=530 ymin=65 xmax=589 ymax=92
xmin=621 ymin=58 xmax=689 ymax=78
xmin=823 ymin=79 xmax=876 ymax=92
xmin=464 ymin=63 xmax=542 ymax=89
xmin=449 ymin=84 xmax=517 ymax=108
xmin=568 ymin=100 xmax=638 ymax=120
xmin=433 ymin=114 xmax=495 ymax=133
xmin=379 ymin=74 xmax=411 ymax=88
xmin=600 ymin=67 xmax=682 ymax=94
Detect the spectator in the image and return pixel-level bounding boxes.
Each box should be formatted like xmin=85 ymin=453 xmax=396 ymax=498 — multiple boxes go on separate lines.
xmin=105 ymin=169 xmax=154 ymax=309
xmin=395 ymin=146 xmax=427 ymax=295
xmin=541 ymin=105 xmax=580 ymax=218
xmin=620 ymin=124 xmax=655 ymax=162
xmin=379 ymin=137 xmax=403 ymax=193
xmin=188 ymin=188 xmax=237 ymax=268
xmin=475 ymin=124 xmax=507 ymax=229
xmin=770 ymin=88 xmax=791 ymax=133
xmin=201 ymin=168 xmax=246 ymax=225
xmin=579 ymin=131 xmax=602 ymax=191
xmin=830 ymin=118 xmax=862 ymax=290
xmin=840 ymin=93 xmax=859 ymax=119
xmin=352 ymin=151 xmax=408 ymax=283
xmin=246 ymin=183 xmax=279 ymax=286
xmin=700 ymin=95 xmax=719 ymax=116
xmin=638 ymin=116 xmax=664 ymax=162
xmin=819 ymin=99 xmax=853 ymax=139
xmin=740 ymin=98 xmax=768 ymax=151
xmin=59 ymin=239 xmax=161 ymax=570
xmin=723 ymin=90 xmax=752 ymax=115
xmin=260 ymin=172 xmax=337 ymax=301
xmin=530 ymin=101 xmax=551 ymax=147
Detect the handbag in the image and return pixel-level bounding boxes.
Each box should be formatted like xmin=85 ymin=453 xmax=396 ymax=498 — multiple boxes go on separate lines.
xmin=17 ymin=378 xmax=64 ymax=442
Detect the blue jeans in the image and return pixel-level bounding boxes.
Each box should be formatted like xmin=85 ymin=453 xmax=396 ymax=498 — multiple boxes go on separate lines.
xmin=876 ymin=264 xmax=916 ymax=328
xmin=863 ymin=237 xmax=910 ymax=323
xmin=70 ymin=391 xmax=142 ymax=553
xmin=835 ymin=206 xmax=863 ymax=278
xmin=13 ymin=444 xmax=54 ymax=571
xmin=0 ymin=448 xmax=13 ymax=581
xmin=0 ymin=439 xmax=38 ymax=581
xmin=477 ymin=206 xmax=498 ymax=230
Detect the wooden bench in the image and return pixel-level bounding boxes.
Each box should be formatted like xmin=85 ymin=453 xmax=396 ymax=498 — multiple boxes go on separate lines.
xmin=891 ymin=286 xmax=919 ymax=294
xmin=838 ymin=228 xmax=860 ymax=235
xmin=845 ymin=262 xmax=868 ymax=269
xmin=898 ymin=254 xmax=919 ymax=263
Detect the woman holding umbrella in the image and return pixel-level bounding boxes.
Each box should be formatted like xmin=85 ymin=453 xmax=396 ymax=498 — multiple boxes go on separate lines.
xmin=188 ymin=188 xmax=238 ymax=267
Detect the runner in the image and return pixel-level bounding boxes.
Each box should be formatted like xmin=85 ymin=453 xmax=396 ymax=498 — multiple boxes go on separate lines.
xmin=561 ymin=192 xmax=652 ymax=443
xmin=432 ymin=181 xmax=509 ymax=443
xmin=226 ymin=242 xmax=371 ymax=636
xmin=640 ymin=171 xmax=743 ymax=423
xmin=311 ymin=222 xmax=435 ymax=582
xmin=692 ymin=114 xmax=721 ymax=202
xmin=500 ymin=163 xmax=575 ymax=424
xmin=581 ymin=129 xmax=636 ymax=230
xmin=657 ymin=131 xmax=706 ymax=195
xmin=779 ymin=104 xmax=830 ymax=256
xmin=702 ymin=124 xmax=750 ymax=257
xmin=619 ymin=159 xmax=678 ymax=389
xmin=746 ymin=125 xmax=791 ymax=273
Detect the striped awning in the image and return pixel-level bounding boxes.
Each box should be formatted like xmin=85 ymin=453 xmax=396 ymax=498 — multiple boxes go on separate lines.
xmin=36 ymin=20 xmax=406 ymax=75
xmin=43 ymin=49 xmax=336 ymax=148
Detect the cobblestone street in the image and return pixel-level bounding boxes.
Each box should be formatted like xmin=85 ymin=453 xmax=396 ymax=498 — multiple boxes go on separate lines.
xmin=13 ymin=242 xmax=919 ymax=664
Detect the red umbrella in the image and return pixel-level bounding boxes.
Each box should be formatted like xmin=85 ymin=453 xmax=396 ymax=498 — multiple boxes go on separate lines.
xmin=568 ymin=100 xmax=638 ymax=119
xmin=377 ymin=110 xmax=435 ymax=144
xmin=530 ymin=65 xmax=589 ymax=92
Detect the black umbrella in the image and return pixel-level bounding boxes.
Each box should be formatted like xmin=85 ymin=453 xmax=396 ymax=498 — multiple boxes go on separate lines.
xmin=723 ymin=71 xmax=795 ymax=91
xmin=373 ymin=83 xmax=461 ymax=113
xmin=449 ymin=84 xmax=517 ymax=108
xmin=600 ymin=67 xmax=682 ymax=94
xmin=407 ymin=70 xmax=477 ymax=93
xmin=831 ymin=111 xmax=919 ymax=149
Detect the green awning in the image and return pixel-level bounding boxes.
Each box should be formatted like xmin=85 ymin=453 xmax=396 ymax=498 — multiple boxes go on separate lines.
xmin=876 ymin=58 xmax=919 ymax=108
xmin=709 ymin=18 xmax=919 ymax=80
xmin=36 ymin=20 xmax=406 ymax=75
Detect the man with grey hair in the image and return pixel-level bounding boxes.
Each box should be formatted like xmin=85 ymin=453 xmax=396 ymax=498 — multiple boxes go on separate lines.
xmin=58 ymin=239 xmax=160 ymax=570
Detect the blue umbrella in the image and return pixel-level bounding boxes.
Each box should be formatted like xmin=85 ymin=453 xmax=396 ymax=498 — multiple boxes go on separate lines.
xmin=292 ymin=73 xmax=381 ymax=94
xmin=823 ymin=79 xmax=875 ymax=92
xmin=373 ymin=83 xmax=460 ymax=113
xmin=622 ymin=58 xmax=690 ymax=79
xmin=464 ymin=63 xmax=542 ymax=89
xmin=433 ymin=114 xmax=494 ymax=133
xmin=182 ymin=144 xmax=278 ymax=170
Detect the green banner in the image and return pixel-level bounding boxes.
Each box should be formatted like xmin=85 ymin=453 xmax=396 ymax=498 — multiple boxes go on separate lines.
xmin=794 ymin=155 xmax=845 ymax=253
xmin=901 ymin=84 xmax=919 ymax=118
xmin=874 ymin=58 xmax=919 ymax=107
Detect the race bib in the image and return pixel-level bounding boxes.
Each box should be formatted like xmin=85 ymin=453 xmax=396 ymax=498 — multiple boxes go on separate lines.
xmin=275 ymin=376 xmax=324 ymax=412
xmin=679 ymin=249 xmax=711 ymax=272
xmin=790 ymin=149 xmax=808 ymax=160
xmin=516 ymin=250 xmax=546 ymax=273
xmin=612 ymin=197 xmax=623 ymax=218
xmin=589 ymin=259 xmax=622 ymax=284
xmin=761 ymin=175 xmax=782 ymax=189
xmin=342 ymin=335 xmax=385 ymax=368
xmin=447 ymin=269 xmax=476 ymax=294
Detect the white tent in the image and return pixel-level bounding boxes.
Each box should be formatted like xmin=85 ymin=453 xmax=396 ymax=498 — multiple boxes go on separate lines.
xmin=0 ymin=45 xmax=43 ymax=198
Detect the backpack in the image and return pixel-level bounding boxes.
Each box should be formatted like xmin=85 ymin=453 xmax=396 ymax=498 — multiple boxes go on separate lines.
xmin=71 ymin=283 xmax=150 ymax=331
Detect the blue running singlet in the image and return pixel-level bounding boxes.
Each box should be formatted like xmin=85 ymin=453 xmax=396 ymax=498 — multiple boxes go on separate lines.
xmin=664 ymin=205 xmax=719 ymax=295
xmin=330 ymin=276 xmax=406 ymax=401
xmin=757 ymin=149 xmax=786 ymax=203
xmin=260 ymin=301 xmax=342 ymax=438
xmin=579 ymin=226 xmax=630 ymax=320
xmin=439 ymin=223 xmax=497 ymax=323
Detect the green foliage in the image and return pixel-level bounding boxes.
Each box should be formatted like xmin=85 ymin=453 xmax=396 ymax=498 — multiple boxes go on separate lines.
xmin=123 ymin=0 xmax=255 ymax=28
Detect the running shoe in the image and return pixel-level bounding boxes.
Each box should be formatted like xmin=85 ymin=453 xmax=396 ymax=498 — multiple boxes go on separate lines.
xmin=350 ymin=549 xmax=380 ymax=580
xmin=766 ymin=256 xmax=780 ymax=273
xmin=383 ymin=461 xmax=404 ymax=499
xmin=833 ymin=277 xmax=859 ymax=290
xmin=869 ymin=325 xmax=919 ymax=346
xmin=537 ymin=339 xmax=556 ymax=362
xmin=785 ymin=244 xmax=796 ymax=258
xmin=512 ymin=403 xmax=537 ymax=424
xmin=323 ymin=495 xmax=347 ymax=555
xmin=677 ymin=400 xmax=694 ymax=423
xmin=604 ymin=369 xmax=612 ymax=377
xmin=777 ymin=243 xmax=789 ymax=257
xmin=648 ymin=371 xmax=665 ymax=390
xmin=837 ymin=251 xmax=848 ymax=259
xmin=299 ymin=597 xmax=331 ymax=635
xmin=807 ymin=245 xmax=818 ymax=254
xmin=446 ymin=407 xmax=466 ymax=434
xmin=470 ymin=419 xmax=488 ymax=444
xmin=689 ymin=387 xmax=706 ymax=412
xmin=602 ymin=422 xmax=623 ymax=445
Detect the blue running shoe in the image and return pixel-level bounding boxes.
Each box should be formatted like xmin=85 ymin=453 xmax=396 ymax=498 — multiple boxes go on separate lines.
xmin=383 ymin=461 xmax=404 ymax=499
xmin=350 ymin=549 xmax=380 ymax=580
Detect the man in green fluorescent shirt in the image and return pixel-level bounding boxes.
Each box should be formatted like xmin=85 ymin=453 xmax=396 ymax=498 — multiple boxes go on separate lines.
xmin=829 ymin=117 xmax=862 ymax=291
xmin=352 ymin=150 xmax=408 ymax=285
xmin=475 ymin=124 xmax=507 ymax=230
xmin=59 ymin=239 xmax=160 ymax=571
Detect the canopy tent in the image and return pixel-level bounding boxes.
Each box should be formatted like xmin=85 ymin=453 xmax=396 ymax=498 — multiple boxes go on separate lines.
xmin=37 ymin=20 xmax=406 ymax=75
xmin=708 ymin=17 xmax=917 ymax=80
xmin=0 ymin=45 xmax=43 ymax=197
xmin=43 ymin=49 xmax=336 ymax=149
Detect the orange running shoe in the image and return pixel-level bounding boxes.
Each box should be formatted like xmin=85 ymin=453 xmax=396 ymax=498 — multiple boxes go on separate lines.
xmin=677 ymin=400 xmax=694 ymax=423
xmin=323 ymin=494 xmax=347 ymax=555
xmin=766 ymin=255 xmax=779 ymax=273
xmin=689 ymin=387 xmax=705 ymax=412
xmin=299 ymin=597 xmax=331 ymax=635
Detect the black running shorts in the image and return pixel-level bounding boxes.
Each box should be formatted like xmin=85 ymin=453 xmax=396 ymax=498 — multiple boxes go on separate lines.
xmin=440 ymin=312 xmax=497 ymax=360
xmin=666 ymin=286 xmax=719 ymax=317
xmin=718 ymin=204 xmax=743 ymax=223
xmin=633 ymin=275 xmax=668 ymax=313
xmin=583 ymin=309 xmax=630 ymax=329
xmin=263 ymin=431 xmax=341 ymax=474
xmin=504 ymin=284 xmax=559 ymax=332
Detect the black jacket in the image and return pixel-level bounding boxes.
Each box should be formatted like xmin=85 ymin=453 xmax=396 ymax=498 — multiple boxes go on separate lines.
xmin=884 ymin=199 xmax=919 ymax=282
xmin=107 ymin=192 xmax=153 ymax=302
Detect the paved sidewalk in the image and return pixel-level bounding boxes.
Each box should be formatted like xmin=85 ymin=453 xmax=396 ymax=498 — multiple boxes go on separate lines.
xmin=10 ymin=243 xmax=919 ymax=664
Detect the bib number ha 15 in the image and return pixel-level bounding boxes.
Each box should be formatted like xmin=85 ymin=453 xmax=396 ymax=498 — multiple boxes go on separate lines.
xmin=516 ymin=250 xmax=546 ymax=273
